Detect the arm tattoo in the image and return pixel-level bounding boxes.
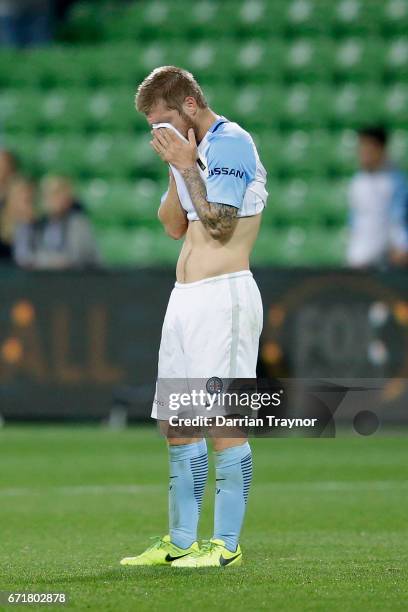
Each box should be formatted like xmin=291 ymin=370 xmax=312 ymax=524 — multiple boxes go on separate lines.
xmin=180 ymin=166 xmax=238 ymax=241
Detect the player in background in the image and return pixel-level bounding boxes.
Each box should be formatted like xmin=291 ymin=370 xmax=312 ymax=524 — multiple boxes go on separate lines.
xmin=120 ymin=66 xmax=268 ymax=568
xmin=347 ymin=126 xmax=408 ymax=268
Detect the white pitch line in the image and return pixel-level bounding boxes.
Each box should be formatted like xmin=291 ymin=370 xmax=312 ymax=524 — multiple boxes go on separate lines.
xmin=0 ymin=481 xmax=406 ymax=498
xmin=0 ymin=484 xmax=162 ymax=497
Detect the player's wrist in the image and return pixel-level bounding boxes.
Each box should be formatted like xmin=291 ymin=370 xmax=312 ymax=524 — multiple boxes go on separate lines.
xmin=178 ymin=163 xmax=197 ymax=173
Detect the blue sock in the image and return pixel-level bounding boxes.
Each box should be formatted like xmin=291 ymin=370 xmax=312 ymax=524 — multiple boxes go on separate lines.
xmin=168 ymin=439 xmax=208 ymax=549
xmin=213 ymin=442 xmax=253 ymax=552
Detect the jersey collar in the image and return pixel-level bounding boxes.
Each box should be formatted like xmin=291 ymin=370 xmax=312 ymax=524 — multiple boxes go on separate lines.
xmin=208 ymin=115 xmax=228 ymax=134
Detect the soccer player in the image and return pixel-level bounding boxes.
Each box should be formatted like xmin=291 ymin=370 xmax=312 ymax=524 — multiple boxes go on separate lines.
xmin=120 ymin=66 xmax=268 ymax=568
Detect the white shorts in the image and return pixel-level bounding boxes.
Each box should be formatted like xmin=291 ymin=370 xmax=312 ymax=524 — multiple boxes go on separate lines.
xmin=151 ymin=270 xmax=263 ymax=419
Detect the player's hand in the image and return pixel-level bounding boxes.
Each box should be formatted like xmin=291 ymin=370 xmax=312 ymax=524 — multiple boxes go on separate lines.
xmin=150 ymin=128 xmax=197 ymax=170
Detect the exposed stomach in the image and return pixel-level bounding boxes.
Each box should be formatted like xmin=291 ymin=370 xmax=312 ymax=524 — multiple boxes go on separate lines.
xmin=176 ymin=213 xmax=262 ymax=283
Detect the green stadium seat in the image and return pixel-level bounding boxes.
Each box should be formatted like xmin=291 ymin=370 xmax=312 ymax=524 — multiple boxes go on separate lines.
xmin=279 ymin=84 xmax=332 ymax=128
xmin=302 ymin=228 xmax=347 ymax=265
xmin=0 ymin=89 xmax=41 ymax=132
xmin=230 ymin=85 xmax=271 ymax=127
xmin=36 ymin=135 xmax=87 ymax=176
xmin=40 ymin=89 xmax=89 ymax=131
xmin=284 ymin=0 xmax=323 ymax=35
xmin=87 ymin=88 xmax=142 ymax=131
xmin=380 ymin=0 xmax=408 ymax=36
xmin=390 ymin=130 xmax=408 ymax=169
xmin=230 ymin=40 xmax=289 ymax=83
xmin=382 ymin=85 xmax=408 ymax=127
xmin=333 ymin=38 xmax=386 ymax=80
xmin=252 ymin=226 xmax=320 ymax=266
xmin=327 ymin=130 xmax=358 ymax=177
xmin=263 ymin=179 xmax=311 ymax=227
xmin=180 ymin=40 xmax=235 ymax=84
xmin=87 ymin=45 xmax=144 ymax=85
xmin=302 ymin=179 xmax=349 ymax=226
xmin=277 ymin=130 xmax=332 ymax=178
xmin=255 ymin=225 xmax=347 ymax=266
xmin=264 ymin=178 xmax=348 ymax=229
xmin=97 ymin=227 xmax=179 ymax=265
xmin=110 ymin=0 xmax=231 ymax=40
xmin=235 ymin=0 xmax=287 ymax=36
xmin=329 ymin=83 xmax=387 ymax=128
xmin=320 ymin=0 xmax=384 ymax=35
xmin=385 ymin=38 xmax=408 ymax=80
xmin=284 ymin=38 xmax=334 ymax=81
xmin=79 ymin=178 xmax=165 ymax=226
xmin=184 ymin=1 xmax=233 ymax=38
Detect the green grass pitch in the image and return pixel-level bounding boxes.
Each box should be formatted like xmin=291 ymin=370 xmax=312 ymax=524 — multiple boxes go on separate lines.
xmin=0 ymin=426 xmax=407 ymax=611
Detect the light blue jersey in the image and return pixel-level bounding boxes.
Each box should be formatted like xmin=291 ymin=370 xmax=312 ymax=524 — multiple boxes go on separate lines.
xmin=165 ymin=116 xmax=268 ymax=221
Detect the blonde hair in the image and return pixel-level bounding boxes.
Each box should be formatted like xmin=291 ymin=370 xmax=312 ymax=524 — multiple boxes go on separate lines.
xmin=136 ymin=65 xmax=207 ymax=115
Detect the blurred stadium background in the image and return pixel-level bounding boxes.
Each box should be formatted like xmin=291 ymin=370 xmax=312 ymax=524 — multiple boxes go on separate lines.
xmin=0 ymin=0 xmax=407 ymax=422
xmin=1 ymin=0 xmax=407 ymax=265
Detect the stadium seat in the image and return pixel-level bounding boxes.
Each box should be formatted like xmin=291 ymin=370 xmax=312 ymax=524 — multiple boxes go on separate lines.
xmin=232 ymin=40 xmax=275 ymax=82
xmin=81 ymin=134 xmax=161 ymax=179
xmin=329 ymin=83 xmax=387 ymax=129
xmin=253 ymin=225 xmax=346 ymax=266
xmin=334 ymin=38 xmax=387 ymax=80
xmin=96 ymin=227 xmax=180 ymax=265
xmin=320 ymin=0 xmax=384 ymax=35
xmin=390 ymin=129 xmax=408 ymax=164
xmin=381 ymin=0 xmax=408 ymax=36
xmin=327 ymin=129 xmax=358 ymax=177
xmin=385 ymin=38 xmax=408 ymax=80
xmin=284 ymin=0 xmax=324 ymax=36
xmin=87 ymin=88 xmax=142 ymax=131
xmin=284 ymin=38 xmax=334 ymax=82
xmin=0 ymin=89 xmax=43 ymax=132
xmin=264 ymin=178 xmax=348 ymax=228
xmin=235 ymin=0 xmax=309 ymax=36
xmin=79 ymin=178 xmax=165 ymax=226
xmin=279 ymin=84 xmax=332 ymax=128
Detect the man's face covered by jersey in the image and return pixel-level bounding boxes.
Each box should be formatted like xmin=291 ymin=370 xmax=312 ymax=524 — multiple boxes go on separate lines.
xmin=147 ymin=99 xmax=196 ymax=139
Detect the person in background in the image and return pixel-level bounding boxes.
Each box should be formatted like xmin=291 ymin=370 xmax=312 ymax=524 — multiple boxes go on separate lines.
xmin=0 ymin=150 xmax=19 ymax=209
xmin=0 ymin=152 xmax=22 ymax=260
xmin=347 ymin=126 xmax=408 ymax=268
xmin=31 ymin=175 xmax=101 ymax=269
xmin=2 ymin=177 xmax=37 ymax=266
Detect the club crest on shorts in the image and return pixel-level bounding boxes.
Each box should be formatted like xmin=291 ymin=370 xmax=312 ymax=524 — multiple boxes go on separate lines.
xmin=206 ymin=377 xmax=223 ymax=395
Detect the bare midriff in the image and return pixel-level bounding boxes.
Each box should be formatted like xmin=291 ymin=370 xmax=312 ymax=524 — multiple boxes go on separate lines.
xmin=176 ymin=213 xmax=262 ymax=283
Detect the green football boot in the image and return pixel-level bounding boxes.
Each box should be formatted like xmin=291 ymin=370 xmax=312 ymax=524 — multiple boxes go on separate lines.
xmin=171 ymin=539 xmax=242 ymax=568
xmin=120 ymin=535 xmax=199 ymax=567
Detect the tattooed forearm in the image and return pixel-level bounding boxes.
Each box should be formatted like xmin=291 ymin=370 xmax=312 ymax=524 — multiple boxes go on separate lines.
xmin=180 ymin=166 xmax=238 ymax=241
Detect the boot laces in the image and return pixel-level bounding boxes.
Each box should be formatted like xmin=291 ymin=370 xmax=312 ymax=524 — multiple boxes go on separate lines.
xmin=192 ymin=539 xmax=218 ymax=557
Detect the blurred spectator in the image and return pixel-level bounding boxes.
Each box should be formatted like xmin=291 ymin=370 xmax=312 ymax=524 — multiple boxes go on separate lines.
xmin=1 ymin=177 xmax=37 ymax=266
xmin=30 ymin=175 xmax=101 ymax=269
xmin=0 ymin=150 xmax=20 ymax=259
xmin=0 ymin=0 xmax=52 ymax=48
xmin=0 ymin=149 xmax=19 ymax=209
xmin=347 ymin=126 xmax=408 ymax=268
